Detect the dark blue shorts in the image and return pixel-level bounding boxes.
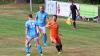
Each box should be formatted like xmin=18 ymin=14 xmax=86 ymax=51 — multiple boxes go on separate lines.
xmin=72 ymin=15 xmax=76 ymax=21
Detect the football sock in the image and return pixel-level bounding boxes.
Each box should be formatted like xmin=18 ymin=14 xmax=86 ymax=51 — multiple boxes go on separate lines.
xmin=73 ymin=21 xmax=76 ymax=28
xmin=38 ymin=45 xmax=42 ymax=54
xmin=25 ymin=45 xmax=30 ymax=54
xmin=56 ymin=44 xmax=60 ymax=52
xmin=56 ymin=43 xmax=62 ymax=52
xmin=44 ymin=34 xmax=47 ymax=44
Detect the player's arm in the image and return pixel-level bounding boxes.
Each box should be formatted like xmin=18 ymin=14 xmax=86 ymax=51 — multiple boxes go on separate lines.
xmin=46 ymin=18 xmax=49 ymax=23
xmin=75 ymin=5 xmax=80 ymax=16
xmin=46 ymin=23 xmax=50 ymax=28
xmin=69 ymin=5 xmax=72 ymax=17
xmin=46 ymin=14 xmax=49 ymax=23
xmin=35 ymin=13 xmax=38 ymax=21
xmin=25 ymin=28 xmax=28 ymax=35
xmin=46 ymin=21 xmax=51 ymax=28
xmin=76 ymin=9 xmax=80 ymax=16
xmin=69 ymin=12 xmax=72 ymax=17
xmin=25 ymin=22 xmax=28 ymax=35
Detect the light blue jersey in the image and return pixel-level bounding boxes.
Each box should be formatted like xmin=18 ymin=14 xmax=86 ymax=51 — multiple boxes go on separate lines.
xmin=36 ymin=11 xmax=48 ymax=27
xmin=25 ymin=19 xmax=38 ymax=38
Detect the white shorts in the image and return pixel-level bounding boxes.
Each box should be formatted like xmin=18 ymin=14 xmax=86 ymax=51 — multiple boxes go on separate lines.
xmin=26 ymin=35 xmax=38 ymax=41
xmin=38 ymin=26 xmax=46 ymax=34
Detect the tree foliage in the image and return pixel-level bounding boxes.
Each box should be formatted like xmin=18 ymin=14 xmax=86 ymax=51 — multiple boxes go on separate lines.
xmin=0 ymin=0 xmax=100 ymax=4
xmin=60 ymin=0 xmax=100 ymax=4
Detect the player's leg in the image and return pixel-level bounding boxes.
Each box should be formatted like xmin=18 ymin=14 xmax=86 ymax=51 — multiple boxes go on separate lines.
xmin=34 ymin=37 xmax=43 ymax=56
xmin=41 ymin=26 xmax=48 ymax=46
xmin=25 ymin=36 xmax=32 ymax=56
xmin=37 ymin=26 xmax=41 ymax=36
xmin=56 ymin=43 xmax=62 ymax=52
xmin=50 ymin=36 xmax=62 ymax=52
xmin=50 ymin=36 xmax=55 ymax=43
xmin=55 ymin=38 xmax=62 ymax=53
xmin=72 ymin=15 xmax=77 ymax=29
xmin=56 ymin=43 xmax=63 ymax=55
xmin=43 ymin=33 xmax=47 ymax=46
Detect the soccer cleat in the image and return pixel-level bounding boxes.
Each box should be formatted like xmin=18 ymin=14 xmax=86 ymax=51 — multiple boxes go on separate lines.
xmin=58 ymin=52 xmax=62 ymax=56
xmin=29 ymin=44 xmax=31 ymax=48
xmin=44 ymin=43 xmax=48 ymax=46
xmin=40 ymin=54 xmax=43 ymax=56
xmin=26 ymin=54 xmax=30 ymax=56
xmin=72 ymin=27 xmax=77 ymax=30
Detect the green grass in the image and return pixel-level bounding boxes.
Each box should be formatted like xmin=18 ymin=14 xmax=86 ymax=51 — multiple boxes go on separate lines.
xmin=0 ymin=4 xmax=100 ymax=56
xmin=80 ymin=4 xmax=98 ymax=17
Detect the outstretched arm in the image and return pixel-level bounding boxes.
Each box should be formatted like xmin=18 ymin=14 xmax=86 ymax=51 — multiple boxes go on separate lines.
xmin=25 ymin=28 xmax=28 ymax=35
xmin=76 ymin=5 xmax=80 ymax=16
xmin=46 ymin=22 xmax=50 ymax=28
xmin=76 ymin=9 xmax=80 ymax=16
xmin=69 ymin=5 xmax=72 ymax=17
xmin=46 ymin=13 xmax=49 ymax=22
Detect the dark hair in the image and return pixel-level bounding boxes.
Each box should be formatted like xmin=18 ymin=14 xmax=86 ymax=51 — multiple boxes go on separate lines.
xmin=28 ymin=14 xmax=33 ymax=18
xmin=39 ymin=5 xmax=45 ymax=8
xmin=53 ymin=15 xmax=57 ymax=19
xmin=69 ymin=0 xmax=74 ymax=3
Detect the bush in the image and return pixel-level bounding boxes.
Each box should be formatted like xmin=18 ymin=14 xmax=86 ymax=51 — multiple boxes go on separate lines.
xmin=59 ymin=0 xmax=100 ymax=4
xmin=33 ymin=0 xmax=44 ymax=4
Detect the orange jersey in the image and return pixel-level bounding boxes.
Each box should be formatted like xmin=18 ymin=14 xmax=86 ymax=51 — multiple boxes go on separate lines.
xmin=47 ymin=21 xmax=61 ymax=43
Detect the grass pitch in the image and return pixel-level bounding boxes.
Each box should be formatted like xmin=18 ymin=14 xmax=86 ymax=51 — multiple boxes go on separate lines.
xmin=0 ymin=4 xmax=100 ymax=56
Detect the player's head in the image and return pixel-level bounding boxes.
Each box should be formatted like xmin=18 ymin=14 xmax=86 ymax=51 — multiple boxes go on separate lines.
xmin=28 ymin=14 xmax=33 ymax=19
xmin=52 ymin=15 xmax=57 ymax=22
xmin=70 ymin=0 xmax=74 ymax=4
xmin=39 ymin=5 xmax=45 ymax=12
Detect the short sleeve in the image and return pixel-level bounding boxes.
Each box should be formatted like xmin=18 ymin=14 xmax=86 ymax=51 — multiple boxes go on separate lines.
xmin=35 ymin=21 xmax=38 ymax=26
xmin=45 ymin=13 xmax=48 ymax=19
xmin=35 ymin=12 xmax=38 ymax=20
xmin=47 ymin=21 xmax=52 ymax=28
xmin=75 ymin=5 xmax=77 ymax=10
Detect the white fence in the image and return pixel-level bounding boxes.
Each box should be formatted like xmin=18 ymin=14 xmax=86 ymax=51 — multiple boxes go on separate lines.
xmin=45 ymin=1 xmax=80 ymax=17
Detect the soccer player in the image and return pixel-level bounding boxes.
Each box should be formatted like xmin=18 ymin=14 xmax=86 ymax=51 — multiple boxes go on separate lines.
xmin=46 ymin=15 xmax=62 ymax=55
xmin=25 ymin=14 xmax=43 ymax=56
xmin=69 ymin=0 xmax=80 ymax=30
xmin=35 ymin=5 xmax=49 ymax=46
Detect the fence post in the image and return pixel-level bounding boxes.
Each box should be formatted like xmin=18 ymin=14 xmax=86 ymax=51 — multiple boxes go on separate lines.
xmin=30 ymin=0 xmax=32 ymax=14
xmin=98 ymin=5 xmax=100 ymax=23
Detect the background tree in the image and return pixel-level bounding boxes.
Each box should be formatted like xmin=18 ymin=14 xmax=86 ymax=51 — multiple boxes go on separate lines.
xmin=15 ymin=0 xmax=25 ymax=3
